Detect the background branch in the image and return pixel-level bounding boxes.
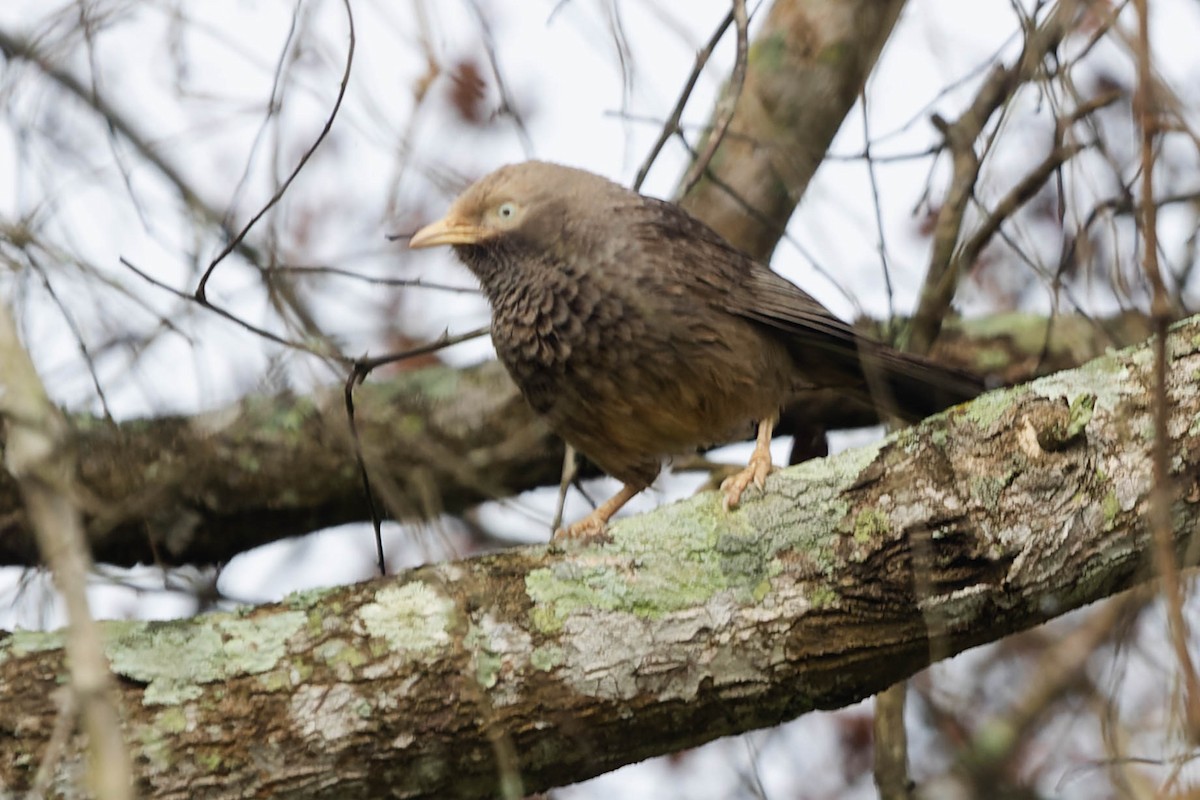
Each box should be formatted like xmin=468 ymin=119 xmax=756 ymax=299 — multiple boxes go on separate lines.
xmin=0 ymin=311 xmax=1153 ymax=569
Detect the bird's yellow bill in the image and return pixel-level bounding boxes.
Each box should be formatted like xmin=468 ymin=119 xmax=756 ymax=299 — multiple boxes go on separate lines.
xmin=408 ymin=216 xmax=485 ymax=248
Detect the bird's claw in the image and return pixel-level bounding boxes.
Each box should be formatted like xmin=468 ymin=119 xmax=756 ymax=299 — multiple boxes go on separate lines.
xmin=720 ymin=453 xmax=774 ymax=511
xmin=551 ymin=513 xmax=612 ymax=546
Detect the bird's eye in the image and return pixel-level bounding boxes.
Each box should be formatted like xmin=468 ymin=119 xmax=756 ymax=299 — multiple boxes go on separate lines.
xmin=497 ymin=202 xmax=518 ymax=220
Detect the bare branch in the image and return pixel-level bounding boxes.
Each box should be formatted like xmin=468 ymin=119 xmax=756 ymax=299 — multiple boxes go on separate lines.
xmin=908 ymin=1 xmax=1080 ymax=355
xmin=195 ymin=0 xmax=356 ymax=301
xmin=1132 ymin=0 xmax=1200 ymax=740
xmin=679 ymin=0 xmax=749 ymax=196
xmin=0 ymin=302 xmax=133 ymax=799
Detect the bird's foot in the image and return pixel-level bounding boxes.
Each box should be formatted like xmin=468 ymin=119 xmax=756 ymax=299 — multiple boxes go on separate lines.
xmin=552 ymin=512 xmax=613 ymax=546
xmin=550 ymin=482 xmax=641 ymax=547
xmin=720 ymin=451 xmax=774 ymax=511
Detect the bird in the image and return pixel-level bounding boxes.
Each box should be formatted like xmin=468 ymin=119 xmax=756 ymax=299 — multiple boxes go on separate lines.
xmin=409 ymin=161 xmax=982 ymax=542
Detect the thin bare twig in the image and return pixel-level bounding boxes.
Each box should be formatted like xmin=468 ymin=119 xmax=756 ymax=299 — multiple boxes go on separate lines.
xmin=861 ymin=94 xmax=898 ymax=331
xmin=679 ymin=0 xmax=749 ymax=196
xmin=27 ymin=252 xmax=115 ymax=424
xmin=632 ymin=8 xmax=734 ymax=192
xmin=274 ymin=263 xmax=481 ymax=294
xmin=120 ymin=256 xmax=351 ymax=365
xmin=0 ymin=24 xmax=256 ymax=263
xmin=343 ymin=369 xmax=388 ymax=576
xmin=195 ymin=0 xmax=356 ymax=301
xmin=222 ymin=0 xmax=303 ymax=233
xmin=1132 ymin=0 xmax=1200 ymax=741
xmin=908 ymin=1 xmax=1078 ymax=355
xmin=342 ymin=323 xmax=491 ymax=573
xmin=467 ymin=0 xmax=534 ymax=157
xmin=0 ymin=302 xmax=133 ymax=799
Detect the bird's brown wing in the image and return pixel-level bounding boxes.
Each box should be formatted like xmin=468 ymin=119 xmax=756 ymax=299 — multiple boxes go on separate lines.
xmin=632 ymin=198 xmax=983 ymax=419
xmin=632 ymin=197 xmax=863 ymax=359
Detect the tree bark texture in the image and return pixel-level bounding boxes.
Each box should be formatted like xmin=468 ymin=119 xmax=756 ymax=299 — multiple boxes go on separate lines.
xmin=0 ymin=313 xmax=1154 ymax=568
xmin=1 ymin=314 xmax=1197 ymax=799
xmin=679 ymin=0 xmax=907 ymax=259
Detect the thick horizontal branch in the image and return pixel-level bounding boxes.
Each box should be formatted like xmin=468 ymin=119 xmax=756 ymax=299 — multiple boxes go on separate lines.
xmin=0 ymin=313 xmax=1197 ymax=798
xmin=0 ymin=312 xmax=1155 ymax=567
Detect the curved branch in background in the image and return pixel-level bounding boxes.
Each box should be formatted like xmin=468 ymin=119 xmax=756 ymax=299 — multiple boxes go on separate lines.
xmin=1 ymin=312 xmax=1199 ymax=798
xmin=0 ymin=25 xmax=251 ymax=262
xmin=195 ymin=0 xmax=356 ymax=300
xmin=677 ymin=0 xmax=907 ymax=259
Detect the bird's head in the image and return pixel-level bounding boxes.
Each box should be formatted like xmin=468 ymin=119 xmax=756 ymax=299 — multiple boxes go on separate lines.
xmin=408 ymin=161 xmax=631 ymax=263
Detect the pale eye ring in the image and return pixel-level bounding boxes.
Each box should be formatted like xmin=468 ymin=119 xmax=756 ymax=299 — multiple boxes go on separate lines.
xmin=497 ymin=201 xmax=518 ymax=220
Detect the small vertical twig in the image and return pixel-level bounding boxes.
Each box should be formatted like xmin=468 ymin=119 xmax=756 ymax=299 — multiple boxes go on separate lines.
xmin=345 ymin=367 xmax=388 ymax=576
xmin=861 ymin=94 xmax=897 ymax=332
xmin=0 ymin=302 xmax=134 ymax=799
xmin=679 ymin=0 xmax=749 ymax=196
xmin=1132 ymin=0 xmax=1200 ymax=741
xmin=195 ymin=0 xmax=355 ymax=301
xmin=632 ymin=9 xmax=735 ymax=192
xmin=874 ymin=684 xmax=913 ymax=800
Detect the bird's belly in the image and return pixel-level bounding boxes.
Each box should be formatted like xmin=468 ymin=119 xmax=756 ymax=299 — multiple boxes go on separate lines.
xmin=496 ymin=320 xmax=792 ymax=484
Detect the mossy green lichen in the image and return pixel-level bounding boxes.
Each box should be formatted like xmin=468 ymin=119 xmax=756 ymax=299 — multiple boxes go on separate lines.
xmin=285 ymin=586 xmax=333 ymax=611
xmin=356 ymin=581 xmax=454 ymax=654
xmin=1066 ymin=393 xmax=1095 ymax=439
xmin=371 ymin=364 xmax=462 ymax=403
xmin=852 ymin=508 xmax=890 ymax=544
xmin=817 ymin=41 xmax=851 ymax=67
xmin=1101 ymin=491 xmax=1121 ymax=530
xmin=463 ymin=624 xmax=503 ymax=688
xmin=973 ymin=346 xmax=1012 ymax=372
xmin=957 ymin=312 xmax=1048 ymax=351
xmin=155 ymin=706 xmax=188 ymax=735
xmin=196 ymin=749 xmax=223 ymax=772
xmin=530 ymin=643 xmax=564 ymax=672
xmin=316 ymin=639 xmax=367 ymax=676
xmin=752 ymin=579 xmax=772 ymax=603
xmin=1037 ymin=393 xmax=1096 ymax=451
xmin=135 ymin=718 xmax=175 ymax=772
xmin=273 ymin=396 xmax=315 ymax=433
xmin=1031 ymin=351 xmax=1128 ymax=412
xmin=475 ymin=648 xmax=502 ymax=688
xmin=970 ymin=472 xmax=1014 ymax=509
xmin=930 ymin=427 xmax=949 ymax=448
xmin=257 ymin=669 xmax=292 ymax=692
xmin=2 ymin=629 xmax=65 ymax=662
xmin=106 ymin=610 xmax=304 ymax=706
xmin=808 ymin=585 xmax=839 ymax=609
xmin=526 ymin=440 xmax=885 ymax=632
xmin=750 ymin=32 xmax=787 ymax=70
xmin=963 ymin=386 xmax=1020 ymax=430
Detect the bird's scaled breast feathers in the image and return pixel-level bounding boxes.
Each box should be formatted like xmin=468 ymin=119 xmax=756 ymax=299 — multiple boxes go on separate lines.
xmin=488 ymin=268 xmax=791 ymax=461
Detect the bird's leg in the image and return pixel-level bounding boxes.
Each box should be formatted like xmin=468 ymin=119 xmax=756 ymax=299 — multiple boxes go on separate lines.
xmin=554 ymin=482 xmax=643 ymax=543
xmin=721 ymin=415 xmax=777 ymax=511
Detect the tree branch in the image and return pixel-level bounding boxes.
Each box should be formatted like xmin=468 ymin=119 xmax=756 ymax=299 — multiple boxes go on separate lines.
xmin=0 ymin=303 xmax=133 ymax=798
xmin=2 ymin=312 xmax=1199 ymax=798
